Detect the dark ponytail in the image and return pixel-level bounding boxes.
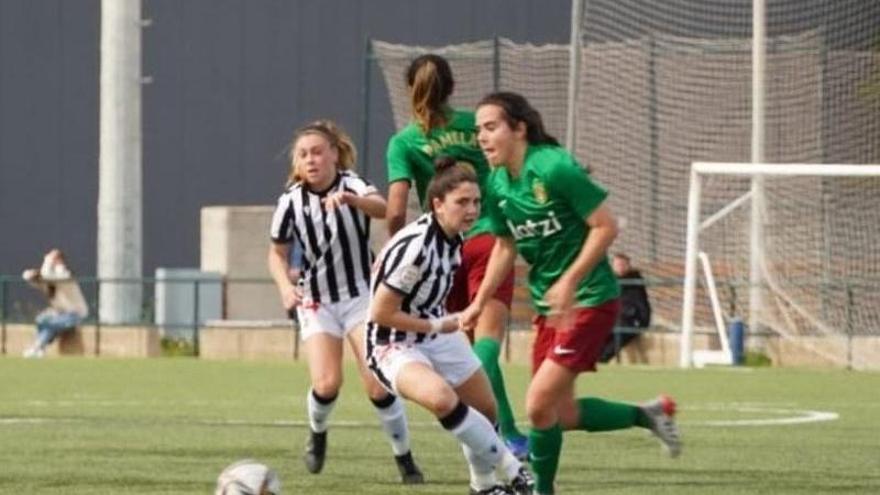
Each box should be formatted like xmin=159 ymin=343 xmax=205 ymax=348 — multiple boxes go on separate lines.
xmin=426 ymin=156 xmax=478 ymax=212
xmin=477 ymin=92 xmax=559 ymax=146
xmin=406 ymin=54 xmax=455 ymax=133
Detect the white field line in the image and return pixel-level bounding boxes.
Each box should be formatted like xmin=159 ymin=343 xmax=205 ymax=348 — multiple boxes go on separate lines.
xmin=0 ymin=403 xmax=839 ymax=428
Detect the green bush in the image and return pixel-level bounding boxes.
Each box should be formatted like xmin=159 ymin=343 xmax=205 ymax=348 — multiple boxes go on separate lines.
xmin=744 ymin=350 xmax=772 ymax=367
xmin=160 ymin=337 xmax=196 ymax=357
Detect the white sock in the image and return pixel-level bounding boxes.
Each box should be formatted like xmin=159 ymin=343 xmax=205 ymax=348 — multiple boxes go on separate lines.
xmin=307 ymin=388 xmax=337 ymax=433
xmin=462 ymin=444 xmax=501 ymax=491
xmin=448 ymin=406 xmax=503 ymax=490
xmin=373 ymin=395 xmax=410 ymax=456
xmin=497 ymin=448 xmax=523 ymax=482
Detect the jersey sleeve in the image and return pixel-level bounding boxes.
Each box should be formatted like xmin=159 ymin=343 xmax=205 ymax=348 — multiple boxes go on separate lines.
xmin=344 ymin=173 xmax=379 ymax=197
xmin=545 ymin=153 xmax=608 ymax=219
xmin=269 ymin=192 xmax=295 ymax=244
xmin=379 ymin=234 xmax=425 ymax=295
xmin=386 ymin=134 xmax=414 ymax=185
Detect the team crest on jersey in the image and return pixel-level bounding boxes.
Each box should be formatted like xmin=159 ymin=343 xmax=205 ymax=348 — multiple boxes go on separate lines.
xmin=399 ymin=264 xmax=421 ymax=290
xmin=532 ymin=180 xmax=548 ymax=204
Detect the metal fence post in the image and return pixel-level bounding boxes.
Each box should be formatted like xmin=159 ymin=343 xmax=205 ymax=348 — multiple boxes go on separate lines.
xmin=727 ymin=282 xmax=738 ymax=317
xmin=647 ymin=35 xmax=660 ymax=263
xmin=1 ymin=277 xmax=7 ymax=355
xmin=845 ymin=283 xmax=854 ymax=370
xmin=193 ymin=279 xmax=200 ymax=357
xmin=492 ymin=36 xmax=500 ymax=92
xmin=361 ymin=38 xmax=373 ymax=181
xmin=95 ymin=279 xmax=102 ymax=356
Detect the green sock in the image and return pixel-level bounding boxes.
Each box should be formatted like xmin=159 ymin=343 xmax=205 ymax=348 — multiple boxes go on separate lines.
xmin=576 ymin=397 xmax=641 ymax=432
xmin=529 ymin=423 xmax=562 ymax=494
xmin=472 ymin=337 xmax=523 ymax=439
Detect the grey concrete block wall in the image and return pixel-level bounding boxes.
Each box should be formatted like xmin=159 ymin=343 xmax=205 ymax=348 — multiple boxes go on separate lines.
xmin=201 ymin=205 xmax=283 ymax=320
xmin=200 ymin=204 xmax=393 ymax=322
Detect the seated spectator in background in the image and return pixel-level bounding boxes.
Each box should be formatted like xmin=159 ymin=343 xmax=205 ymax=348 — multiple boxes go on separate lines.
xmin=21 ymin=249 xmax=89 ymax=358
xmin=600 ymin=252 xmax=651 ymax=362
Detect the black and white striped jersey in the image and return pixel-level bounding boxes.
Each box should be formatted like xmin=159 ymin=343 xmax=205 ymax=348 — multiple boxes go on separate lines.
xmin=269 ymin=171 xmax=376 ymax=304
xmin=366 ymin=213 xmax=462 ymax=346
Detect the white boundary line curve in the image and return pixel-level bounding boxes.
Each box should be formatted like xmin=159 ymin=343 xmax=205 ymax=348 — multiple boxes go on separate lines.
xmin=0 ymin=404 xmax=839 ymax=428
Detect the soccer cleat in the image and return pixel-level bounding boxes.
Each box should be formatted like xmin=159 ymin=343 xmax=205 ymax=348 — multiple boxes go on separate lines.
xmin=503 ymin=434 xmax=529 ymax=461
xmin=640 ymin=394 xmax=682 ymax=458
xmin=469 ymin=485 xmax=515 ymax=495
xmin=303 ymin=429 xmax=327 ymax=473
xmin=22 ymin=346 xmax=45 ymax=359
xmin=508 ymin=466 xmax=535 ymax=495
xmin=394 ymin=451 xmax=425 ymax=484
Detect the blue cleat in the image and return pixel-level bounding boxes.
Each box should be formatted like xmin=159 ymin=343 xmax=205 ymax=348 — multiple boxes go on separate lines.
xmin=503 ymin=434 xmax=529 ymax=462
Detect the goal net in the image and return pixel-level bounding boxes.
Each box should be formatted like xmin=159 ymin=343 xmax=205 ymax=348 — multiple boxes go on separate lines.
xmin=681 ymin=163 xmax=880 ymax=370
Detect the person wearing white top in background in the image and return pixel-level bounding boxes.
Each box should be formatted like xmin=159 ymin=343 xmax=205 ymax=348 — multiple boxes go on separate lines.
xmin=21 ymin=249 xmax=88 ymax=358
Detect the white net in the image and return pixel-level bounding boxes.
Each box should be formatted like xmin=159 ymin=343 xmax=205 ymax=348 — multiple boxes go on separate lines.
xmin=373 ymin=40 xmax=497 ymax=131
xmin=573 ymin=0 xmax=880 ymax=368
xmin=693 ymin=168 xmax=880 ymax=369
xmin=372 ymin=38 xmax=571 ymax=138
xmin=369 ymin=0 xmax=880 ymax=365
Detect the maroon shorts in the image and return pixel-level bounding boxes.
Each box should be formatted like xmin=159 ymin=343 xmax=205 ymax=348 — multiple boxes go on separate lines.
xmin=446 ymin=233 xmax=515 ymax=312
xmin=531 ymin=299 xmax=621 ymax=374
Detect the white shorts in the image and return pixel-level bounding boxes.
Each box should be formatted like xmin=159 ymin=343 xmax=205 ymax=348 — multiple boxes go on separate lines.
xmin=297 ymin=294 xmax=369 ymax=340
xmin=369 ymin=331 xmax=482 ymax=396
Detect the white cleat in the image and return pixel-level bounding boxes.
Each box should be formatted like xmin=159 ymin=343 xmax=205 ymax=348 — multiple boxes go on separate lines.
xmin=640 ymin=394 xmax=682 ymax=458
xmin=22 ymin=346 xmax=45 ymax=359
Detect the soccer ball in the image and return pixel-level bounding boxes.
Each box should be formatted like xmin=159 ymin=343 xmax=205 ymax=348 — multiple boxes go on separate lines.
xmin=215 ymin=459 xmax=282 ymax=495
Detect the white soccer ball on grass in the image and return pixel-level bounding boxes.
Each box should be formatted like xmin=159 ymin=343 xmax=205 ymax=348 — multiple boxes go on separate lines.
xmin=215 ymin=459 xmax=282 ymax=495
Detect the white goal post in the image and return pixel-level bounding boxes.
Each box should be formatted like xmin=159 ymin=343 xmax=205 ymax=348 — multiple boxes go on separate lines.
xmin=680 ymin=162 xmax=880 ymax=368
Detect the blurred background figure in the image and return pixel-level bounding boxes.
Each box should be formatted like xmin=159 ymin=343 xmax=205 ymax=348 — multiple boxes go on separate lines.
xmin=599 ymin=252 xmax=652 ymax=363
xmin=286 ymin=242 xmax=304 ymax=322
xmin=21 ymin=249 xmax=89 ymax=358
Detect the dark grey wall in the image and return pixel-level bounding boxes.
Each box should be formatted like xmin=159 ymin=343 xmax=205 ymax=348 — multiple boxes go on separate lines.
xmin=0 ymin=0 xmax=571 ymax=276
xmin=0 ymin=0 xmax=99 ymax=277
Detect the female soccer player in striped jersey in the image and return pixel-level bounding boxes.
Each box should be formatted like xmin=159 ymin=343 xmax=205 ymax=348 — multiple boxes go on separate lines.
xmin=268 ymin=120 xmax=423 ymax=484
xmin=385 ymin=54 xmax=528 ymax=459
xmin=464 ymin=93 xmax=682 ymax=495
xmin=368 ymin=157 xmax=533 ymax=495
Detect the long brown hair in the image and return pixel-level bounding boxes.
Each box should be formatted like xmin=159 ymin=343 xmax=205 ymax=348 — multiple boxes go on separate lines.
xmin=286 ymin=120 xmax=357 ymax=187
xmin=406 ymin=54 xmax=455 ymax=133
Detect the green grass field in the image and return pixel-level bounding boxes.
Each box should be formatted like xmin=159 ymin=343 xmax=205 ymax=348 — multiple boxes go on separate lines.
xmin=0 ymin=358 xmax=878 ymax=494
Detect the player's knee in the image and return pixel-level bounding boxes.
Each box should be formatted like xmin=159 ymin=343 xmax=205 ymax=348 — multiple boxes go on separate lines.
xmin=423 ymin=386 xmax=459 ymax=417
xmin=526 ymin=394 xmax=557 ymax=428
xmin=312 ymin=374 xmax=342 ymax=398
xmin=364 ymin=379 xmax=389 ymax=401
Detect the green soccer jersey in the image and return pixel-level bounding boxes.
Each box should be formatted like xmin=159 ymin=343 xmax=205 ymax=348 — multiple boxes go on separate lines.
xmin=386 ymin=108 xmax=493 ymax=237
xmin=485 ymin=144 xmax=620 ymax=314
